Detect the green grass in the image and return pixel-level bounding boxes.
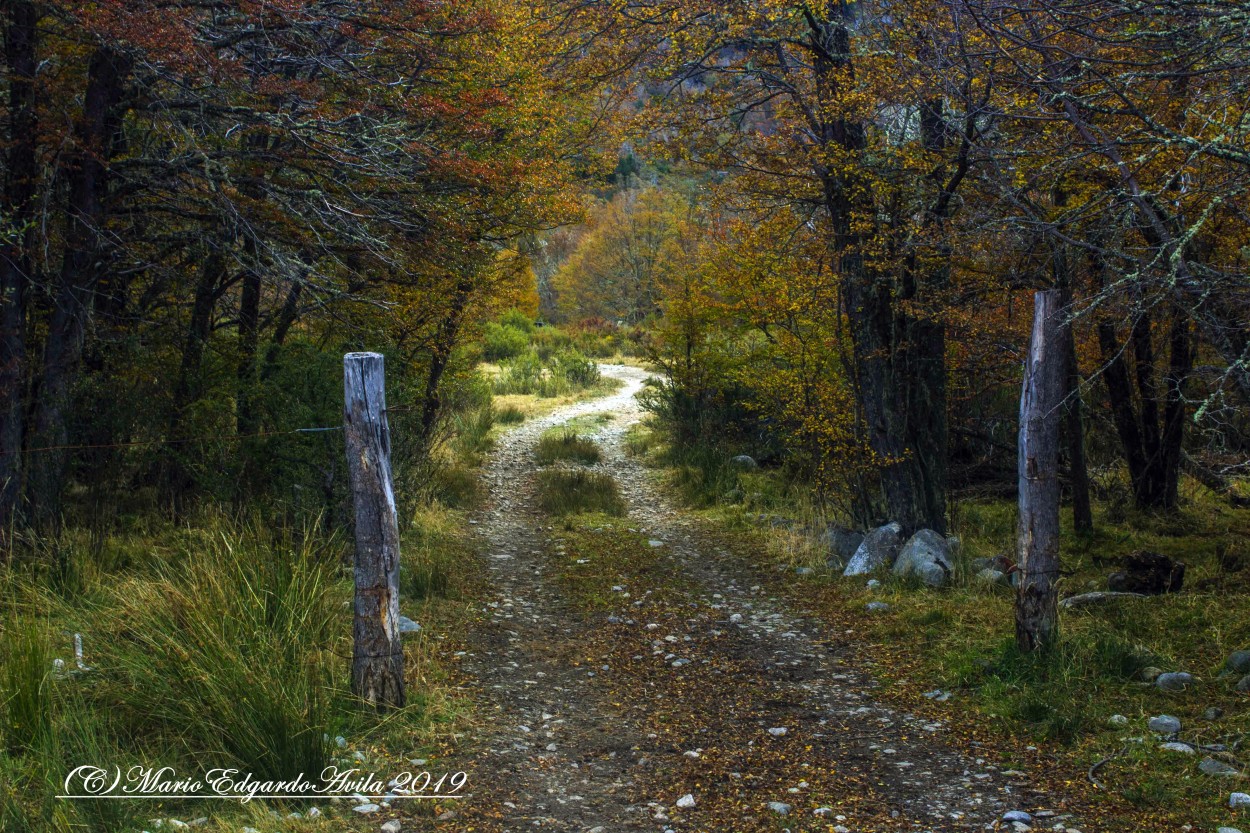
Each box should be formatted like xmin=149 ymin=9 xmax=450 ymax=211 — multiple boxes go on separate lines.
xmin=491 ymin=349 xmax=608 ymax=398
xmin=496 ymin=403 xmax=526 ymax=424
xmin=402 ymin=506 xmax=474 ymax=601
xmin=92 ymin=520 xmax=340 ymax=780
xmin=535 ymin=430 xmax=602 ymax=466
xmin=624 ymin=423 xmax=660 ymax=457
xmin=430 ymin=462 xmax=482 ymax=508
xmin=1 ymin=617 xmax=53 ymax=755
xmin=451 ymin=404 xmax=496 ymax=461
xmin=0 ymin=507 xmax=477 ymax=832
xmin=537 ymin=470 xmax=626 ymax=517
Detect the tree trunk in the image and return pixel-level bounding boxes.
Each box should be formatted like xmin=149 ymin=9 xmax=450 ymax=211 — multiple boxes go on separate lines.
xmin=1059 ymin=290 xmax=1092 ymax=533
xmin=27 ymin=46 xmax=130 ymax=529
xmin=260 ymin=279 xmax=304 ymax=380
xmin=1096 ymin=305 xmax=1189 ymax=511
xmin=1156 ymin=305 xmax=1191 ymax=509
xmin=164 ymin=250 xmax=227 ymax=501
xmin=343 ymin=352 xmax=405 ymax=710
xmin=236 ymin=265 xmax=261 ymax=436
xmin=419 ymin=279 xmax=475 ymax=443
xmin=807 ymin=10 xmax=948 ymax=534
xmin=1016 ymin=290 xmax=1064 ymax=653
xmin=0 ymin=1 xmax=39 ymax=539
xmin=843 ymin=260 xmax=947 ymax=533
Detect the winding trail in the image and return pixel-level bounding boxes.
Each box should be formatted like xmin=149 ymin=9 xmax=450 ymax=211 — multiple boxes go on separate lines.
xmin=446 ymin=364 xmax=1074 ymax=833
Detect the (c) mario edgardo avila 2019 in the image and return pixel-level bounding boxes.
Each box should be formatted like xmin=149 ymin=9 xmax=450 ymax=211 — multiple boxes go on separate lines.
xmin=60 ymin=764 xmax=469 ymax=802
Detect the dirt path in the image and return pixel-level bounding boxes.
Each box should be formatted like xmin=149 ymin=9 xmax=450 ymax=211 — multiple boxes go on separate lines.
xmin=447 ymin=364 xmax=1075 ymax=833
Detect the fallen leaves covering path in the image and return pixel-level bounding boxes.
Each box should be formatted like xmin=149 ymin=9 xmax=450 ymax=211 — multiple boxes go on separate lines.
xmin=436 ymin=364 xmax=1084 ymax=833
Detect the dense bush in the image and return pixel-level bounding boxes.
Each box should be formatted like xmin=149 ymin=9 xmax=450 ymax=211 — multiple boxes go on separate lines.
xmin=481 ymin=322 xmax=531 ymax=361
xmin=498 ymin=308 xmax=536 ymax=334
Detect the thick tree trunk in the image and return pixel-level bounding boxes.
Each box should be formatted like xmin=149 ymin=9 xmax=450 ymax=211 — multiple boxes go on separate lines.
xmin=343 ymin=352 xmax=405 ymax=710
xmin=1156 ymin=306 xmax=1192 ymax=508
xmin=842 ymin=260 xmax=947 ymax=534
xmin=0 ymin=1 xmax=39 ymax=539
xmin=808 ymin=10 xmax=947 ymax=534
xmin=260 ymin=279 xmax=303 ymax=380
xmin=1097 ymin=320 xmax=1148 ymax=486
xmin=27 ymin=47 xmax=130 ymax=529
xmin=1016 ymin=291 xmax=1064 ymax=653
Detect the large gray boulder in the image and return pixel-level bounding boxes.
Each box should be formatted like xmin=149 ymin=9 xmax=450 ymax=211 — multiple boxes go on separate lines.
xmin=821 ymin=527 xmax=865 ymax=570
xmin=892 ymin=529 xmax=955 ymax=587
xmin=843 ymin=522 xmax=903 ymax=577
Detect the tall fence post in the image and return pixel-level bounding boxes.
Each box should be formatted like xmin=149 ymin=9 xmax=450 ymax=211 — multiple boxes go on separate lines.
xmin=1016 ymin=290 xmax=1064 ymax=653
xmin=343 ymin=352 xmax=405 ymax=708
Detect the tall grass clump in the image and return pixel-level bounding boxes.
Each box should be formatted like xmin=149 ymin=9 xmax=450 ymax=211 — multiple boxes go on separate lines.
xmin=492 ymin=349 xmax=603 ymax=398
xmin=1 ymin=617 xmax=53 ymax=754
xmin=91 ymin=519 xmax=342 ymax=780
xmin=535 ymin=430 xmax=602 ymax=466
xmin=451 ymin=405 xmax=496 ymax=461
xmin=538 ymin=470 xmax=626 ymax=517
xmin=496 ymin=404 xmax=526 ymax=424
xmin=1 ymin=604 xmax=145 ymax=832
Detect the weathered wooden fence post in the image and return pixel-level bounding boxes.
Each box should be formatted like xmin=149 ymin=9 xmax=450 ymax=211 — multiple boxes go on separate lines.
xmin=343 ymin=352 xmax=405 ymax=708
xmin=1016 ymin=291 xmax=1064 ymax=653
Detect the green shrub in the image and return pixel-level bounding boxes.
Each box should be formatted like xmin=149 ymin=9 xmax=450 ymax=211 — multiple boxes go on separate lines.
xmin=553 ymin=350 xmax=601 ymax=388
xmin=498 ymin=308 xmax=535 ymax=334
xmin=482 ymin=323 xmax=530 ymax=361
xmin=531 ymin=328 xmax=573 ymax=360
xmin=537 ymin=470 xmax=626 ymax=516
xmin=536 ymin=430 xmax=602 ymax=465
